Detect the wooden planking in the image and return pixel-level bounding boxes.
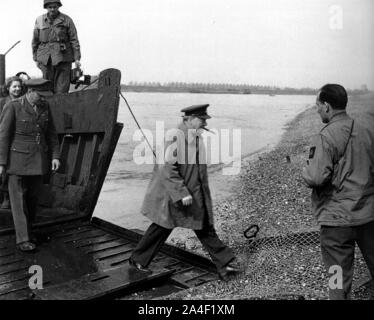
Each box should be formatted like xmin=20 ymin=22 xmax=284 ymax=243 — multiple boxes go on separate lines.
xmin=0 ymin=256 xmax=24 ymax=267
xmin=91 ymin=244 xmax=135 ymax=260
xmin=34 ymin=265 xmax=173 ymax=300
xmin=73 ymin=234 xmax=120 ymax=248
xmin=0 ymin=289 xmax=32 ymax=300
xmin=71 ymin=135 xmax=86 ymax=185
xmin=58 ymin=134 xmax=73 ymax=173
xmin=82 ymin=238 xmax=131 ymax=254
xmin=0 ymin=247 xmax=15 ymax=258
xmin=0 ymin=263 xmax=28 ymax=277
xmin=97 ymin=251 xmax=132 ymax=264
xmin=78 ymin=134 xmax=102 ymax=186
xmin=85 ymin=134 xmax=101 ymax=182
xmin=0 ymin=269 xmax=30 ymax=286
xmin=47 ymin=220 xmax=92 ymax=236
xmin=63 ymin=229 xmax=107 ymax=243
xmin=53 ymin=225 xmax=96 ymax=239
xmin=0 ymin=278 xmax=51 ymax=297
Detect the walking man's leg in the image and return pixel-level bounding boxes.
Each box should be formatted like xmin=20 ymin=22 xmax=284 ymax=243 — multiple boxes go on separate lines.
xmin=130 ymin=223 xmax=173 ymax=269
xmin=8 ymin=175 xmax=31 ymax=245
xmin=24 ymin=176 xmax=43 ymax=225
xmin=194 ymin=223 xmax=240 ymax=280
xmin=320 ymin=226 xmax=355 ymax=300
xmin=356 ymin=221 xmax=374 ymax=280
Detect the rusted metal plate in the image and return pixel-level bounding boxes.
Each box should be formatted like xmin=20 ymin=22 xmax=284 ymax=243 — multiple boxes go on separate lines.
xmin=33 ymin=265 xmax=174 ymax=300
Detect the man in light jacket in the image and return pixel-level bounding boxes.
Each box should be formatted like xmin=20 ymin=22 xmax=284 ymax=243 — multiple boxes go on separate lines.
xmin=302 ymin=84 xmax=374 ymax=299
xmin=129 ymin=104 xmax=242 ymax=281
xmin=32 ymin=0 xmax=81 ymax=94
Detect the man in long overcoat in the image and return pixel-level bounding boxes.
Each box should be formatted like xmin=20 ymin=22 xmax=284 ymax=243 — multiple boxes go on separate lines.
xmin=129 ymin=104 xmax=242 ymax=280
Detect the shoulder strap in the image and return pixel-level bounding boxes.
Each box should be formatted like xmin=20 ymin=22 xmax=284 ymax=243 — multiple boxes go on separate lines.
xmin=341 ymin=119 xmax=354 ymax=158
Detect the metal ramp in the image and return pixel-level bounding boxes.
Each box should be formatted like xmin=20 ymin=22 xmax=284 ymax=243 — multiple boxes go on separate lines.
xmin=0 ymin=219 xmax=218 ymax=300
xmin=33 ymin=265 xmax=173 ymax=300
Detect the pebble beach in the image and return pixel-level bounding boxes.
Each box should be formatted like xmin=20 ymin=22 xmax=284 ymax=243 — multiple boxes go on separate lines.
xmin=164 ymin=93 xmax=374 ymax=300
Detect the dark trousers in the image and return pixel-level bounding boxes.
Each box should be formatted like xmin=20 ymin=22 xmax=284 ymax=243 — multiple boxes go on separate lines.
xmin=39 ymin=60 xmax=72 ymax=94
xmin=131 ymin=222 xmax=235 ymax=272
xmin=0 ymin=173 xmax=9 ymax=203
xmin=320 ymin=221 xmax=374 ymax=300
xmin=8 ymin=175 xmax=43 ymax=244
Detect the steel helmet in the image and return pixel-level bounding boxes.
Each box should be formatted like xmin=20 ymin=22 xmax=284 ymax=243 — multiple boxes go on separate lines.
xmin=44 ymin=0 xmax=62 ymax=9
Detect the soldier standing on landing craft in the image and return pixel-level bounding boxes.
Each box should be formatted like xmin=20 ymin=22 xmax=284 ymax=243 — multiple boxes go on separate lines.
xmin=32 ymin=0 xmax=81 ymax=94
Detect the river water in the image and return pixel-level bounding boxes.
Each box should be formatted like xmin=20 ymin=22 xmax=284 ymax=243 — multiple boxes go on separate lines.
xmin=93 ymin=92 xmax=313 ymax=230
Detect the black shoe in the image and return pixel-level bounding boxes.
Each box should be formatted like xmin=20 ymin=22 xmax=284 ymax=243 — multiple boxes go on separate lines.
xmin=17 ymin=241 xmax=36 ymax=252
xmin=218 ymin=259 xmax=243 ymax=281
xmin=129 ymin=258 xmax=151 ymax=273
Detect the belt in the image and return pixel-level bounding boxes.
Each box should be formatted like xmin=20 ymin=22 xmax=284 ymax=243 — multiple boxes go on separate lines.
xmin=14 ymin=134 xmax=42 ymax=144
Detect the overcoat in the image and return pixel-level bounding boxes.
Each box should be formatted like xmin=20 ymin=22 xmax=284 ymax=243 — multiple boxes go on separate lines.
xmin=0 ymin=96 xmax=60 ymax=175
xmin=302 ymin=111 xmax=374 ymax=227
xmin=141 ymin=122 xmax=214 ymax=230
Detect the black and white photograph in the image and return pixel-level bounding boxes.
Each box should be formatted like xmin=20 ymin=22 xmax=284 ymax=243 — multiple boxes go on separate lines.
xmin=0 ymin=0 xmax=373 ymax=307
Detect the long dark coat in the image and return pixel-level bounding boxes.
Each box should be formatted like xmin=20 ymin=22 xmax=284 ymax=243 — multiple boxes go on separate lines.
xmin=0 ymin=96 xmax=60 ymax=175
xmin=141 ymin=122 xmax=214 ymax=230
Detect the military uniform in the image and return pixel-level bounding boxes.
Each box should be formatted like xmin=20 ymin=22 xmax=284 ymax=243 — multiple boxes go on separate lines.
xmin=0 ymin=96 xmax=13 ymax=208
xmin=302 ymin=111 xmax=374 ymax=299
xmin=130 ymin=105 xmax=236 ymax=275
xmin=0 ymin=85 xmax=60 ymax=244
xmin=32 ymin=11 xmax=81 ymax=93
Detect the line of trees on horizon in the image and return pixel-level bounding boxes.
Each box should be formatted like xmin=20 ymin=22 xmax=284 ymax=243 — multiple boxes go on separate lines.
xmin=121 ymin=81 xmax=370 ymax=95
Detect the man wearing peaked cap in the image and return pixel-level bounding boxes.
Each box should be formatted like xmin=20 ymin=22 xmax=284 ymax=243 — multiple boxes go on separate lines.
xmin=181 ymin=104 xmax=211 ymax=119
xmin=24 ymin=78 xmax=54 ymax=97
xmin=129 ymin=104 xmax=242 ymax=281
xmin=0 ymin=78 xmax=60 ymax=252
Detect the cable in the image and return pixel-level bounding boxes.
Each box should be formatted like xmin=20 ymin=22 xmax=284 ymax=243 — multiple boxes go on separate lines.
xmin=119 ymin=92 xmax=156 ymax=159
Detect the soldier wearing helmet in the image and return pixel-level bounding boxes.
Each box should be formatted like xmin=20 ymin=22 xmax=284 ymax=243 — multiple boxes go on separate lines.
xmin=32 ymin=0 xmax=81 ymax=94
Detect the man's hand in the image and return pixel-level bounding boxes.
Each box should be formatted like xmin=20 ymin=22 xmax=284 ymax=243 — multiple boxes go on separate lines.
xmin=182 ymin=195 xmax=193 ymax=206
xmin=75 ymin=60 xmax=81 ymax=68
xmin=0 ymin=165 xmax=5 ymax=179
xmin=52 ymin=159 xmax=61 ymax=171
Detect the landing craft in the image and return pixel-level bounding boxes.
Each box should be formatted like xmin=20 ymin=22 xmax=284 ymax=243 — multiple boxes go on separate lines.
xmin=0 ymin=49 xmax=217 ymax=300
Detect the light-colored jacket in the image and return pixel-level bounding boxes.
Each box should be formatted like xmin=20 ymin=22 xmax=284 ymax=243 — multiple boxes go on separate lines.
xmin=141 ymin=122 xmax=214 ymax=230
xmin=302 ymin=111 xmax=374 ymax=227
xmin=32 ymin=12 xmax=81 ymax=66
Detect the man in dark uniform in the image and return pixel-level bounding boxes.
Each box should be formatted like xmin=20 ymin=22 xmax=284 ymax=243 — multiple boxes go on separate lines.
xmin=302 ymin=84 xmax=374 ymax=299
xmin=129 ymin=104 xmax=242 ymax=280
xmin=0 ymin=79 xmax=60 ymax=252
xmin=32 ymin=0 xmax=81 ymax=94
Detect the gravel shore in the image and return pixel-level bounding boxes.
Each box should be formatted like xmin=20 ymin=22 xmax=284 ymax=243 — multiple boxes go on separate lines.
xmin=165 ymin=93 xmax=374 ymax=300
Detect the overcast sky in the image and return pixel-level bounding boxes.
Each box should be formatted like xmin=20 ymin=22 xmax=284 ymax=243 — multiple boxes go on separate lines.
xmin=1 ymin=0 xmax=373 ymax=89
